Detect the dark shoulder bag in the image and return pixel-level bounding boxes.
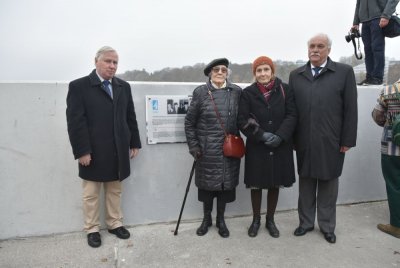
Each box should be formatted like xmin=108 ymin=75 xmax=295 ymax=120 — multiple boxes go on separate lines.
xmin=383 ymin=13 xmax=400 ymax=38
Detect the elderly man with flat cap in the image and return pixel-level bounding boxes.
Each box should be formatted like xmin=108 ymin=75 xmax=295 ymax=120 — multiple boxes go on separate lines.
xmin=185 ymin=58 xmax=242 ymax=238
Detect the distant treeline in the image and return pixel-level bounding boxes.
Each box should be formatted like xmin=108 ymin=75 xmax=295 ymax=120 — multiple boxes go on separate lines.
xmin=117 ymin=61 xmax=305 ymax=84
xmin=117 ymin=55 xmax=372 ymax=84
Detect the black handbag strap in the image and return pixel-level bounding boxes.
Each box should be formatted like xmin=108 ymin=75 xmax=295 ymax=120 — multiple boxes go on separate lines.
xmin=352 ymin=37 xmax=363 ymax=60
xmin=280 ymin=84 xmax=286 ymax=99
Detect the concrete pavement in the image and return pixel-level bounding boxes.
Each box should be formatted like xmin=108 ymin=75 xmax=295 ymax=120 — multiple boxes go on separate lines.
xmin=0 ymin=201 xmax=399 ymax=268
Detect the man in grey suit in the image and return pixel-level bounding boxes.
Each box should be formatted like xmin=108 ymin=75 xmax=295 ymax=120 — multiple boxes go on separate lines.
xmin=289 ymin=33 xmax=358 ymax=243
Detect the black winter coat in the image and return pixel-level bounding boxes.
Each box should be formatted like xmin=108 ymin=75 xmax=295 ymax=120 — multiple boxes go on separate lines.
xmin=185 ymin=81 xmax=241 ymax=191
xmin=289 ymin=59 xmax=358 ymax=180
xmin=66 ymin=70 xmax=141 ymax=182
xmin=238 ymin=78 xmax=296 ymax=188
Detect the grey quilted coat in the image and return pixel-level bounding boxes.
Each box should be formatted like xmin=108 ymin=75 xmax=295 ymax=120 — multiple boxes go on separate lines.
xmin=185 ymin=80 xmax=242 ymax=191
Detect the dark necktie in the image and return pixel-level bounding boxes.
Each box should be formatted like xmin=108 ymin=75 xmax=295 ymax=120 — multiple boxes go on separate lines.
xmin=102 ymin=80 xmax=112 ymax=98
xmin=313 ymin=67 xmax=322 ymax=77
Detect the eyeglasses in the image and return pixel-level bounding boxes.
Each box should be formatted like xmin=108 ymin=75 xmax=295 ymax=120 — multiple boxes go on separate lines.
xmin=212 ymin=67 xmax=228 ymax=74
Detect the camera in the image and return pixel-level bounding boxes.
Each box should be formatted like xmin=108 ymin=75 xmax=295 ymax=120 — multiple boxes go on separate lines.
xmin=345 ymin=28 xmax=361 ymax=43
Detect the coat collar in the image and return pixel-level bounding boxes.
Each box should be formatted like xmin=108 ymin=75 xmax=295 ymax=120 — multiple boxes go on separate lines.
xmin=249 ymin=77 xmax=282 ymax=106
xmin=297 ymin=57 xmax=336 ymax=81
xmin=206 ymin=79 xmax=235 ymax=92
xmin=88 ymin=69 xmax=122 ymax=101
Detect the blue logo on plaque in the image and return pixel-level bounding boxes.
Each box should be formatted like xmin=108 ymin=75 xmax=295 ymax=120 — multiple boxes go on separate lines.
xmin=152 ymin=100 xmax=158 ymax=110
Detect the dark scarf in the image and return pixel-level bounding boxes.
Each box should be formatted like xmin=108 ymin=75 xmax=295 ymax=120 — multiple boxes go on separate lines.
xmin=257 ymin=79 xmax=275 ymax=102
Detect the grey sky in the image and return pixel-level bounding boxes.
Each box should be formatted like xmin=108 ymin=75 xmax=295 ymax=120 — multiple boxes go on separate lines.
xmin=1 ymin=0 xmax=399 ymax=81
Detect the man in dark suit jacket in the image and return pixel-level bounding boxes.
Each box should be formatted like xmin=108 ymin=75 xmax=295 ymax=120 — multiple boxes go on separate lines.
xmin=66 ymin=46 xmax=141 ymax=248
xmin=289 ymin=34 xmax=358 ymax=244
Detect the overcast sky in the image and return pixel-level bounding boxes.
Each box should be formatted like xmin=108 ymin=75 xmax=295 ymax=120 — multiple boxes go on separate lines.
xmin=1 ymin=0 xmax=399 ymax=81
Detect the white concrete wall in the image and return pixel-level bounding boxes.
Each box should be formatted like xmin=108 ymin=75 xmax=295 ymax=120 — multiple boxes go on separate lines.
xmin=0 ymin=82 xmax=386 ymax=239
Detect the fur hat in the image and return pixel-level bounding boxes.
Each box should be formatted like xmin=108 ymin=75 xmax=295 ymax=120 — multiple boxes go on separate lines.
xmin=203 ymin=58 xmax=229 ymax=76
xmin=252 ymin=56 xmax=274 ymax=75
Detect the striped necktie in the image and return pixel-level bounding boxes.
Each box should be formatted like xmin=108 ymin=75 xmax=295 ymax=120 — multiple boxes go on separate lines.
xmin=102 ymin=80 xmax=112 ymax=98
xmin=313 ymin=67 xmax=322 ymax=77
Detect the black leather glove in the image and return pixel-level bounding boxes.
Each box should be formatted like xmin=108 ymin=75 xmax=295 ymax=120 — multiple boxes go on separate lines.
xmin=242 ymin=118 xmax=260 ymax=134
xmin=260 ymin=132 xmax=274 ymax=142
xmin=264 ymin=134 xmax=282 ymax=148
xmin=189 ymin=147 xmax=202 ymax=160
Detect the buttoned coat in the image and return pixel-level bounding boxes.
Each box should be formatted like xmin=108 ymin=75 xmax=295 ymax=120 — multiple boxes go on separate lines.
xmin=289 ymin=58 xmax=358 ymax=180
xmin=238 ymin=78 xmax=297 ymax=188
xmin=66 ymin=70 xmax=141 ymax=182
xmin=185 ymin=81 xmax=241 ymax=191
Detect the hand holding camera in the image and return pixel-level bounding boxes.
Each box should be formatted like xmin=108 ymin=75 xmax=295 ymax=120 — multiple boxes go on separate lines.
xmin=345 ymin=26 xmax=363 ymax=59
xmin=345 ymin=27 xmax=361 ymax=43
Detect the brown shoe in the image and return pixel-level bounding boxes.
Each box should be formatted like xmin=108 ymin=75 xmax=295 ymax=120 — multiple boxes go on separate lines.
xmin=377 ymin=224 xmax=400 ymax=239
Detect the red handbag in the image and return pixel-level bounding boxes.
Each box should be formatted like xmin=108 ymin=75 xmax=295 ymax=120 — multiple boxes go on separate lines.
xmin=223 ymin=134 xmax=245 ymax=158
xmin=208 ymin=89 xmax=245 ymax=158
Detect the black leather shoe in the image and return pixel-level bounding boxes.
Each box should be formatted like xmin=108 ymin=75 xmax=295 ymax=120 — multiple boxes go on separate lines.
xmin=196 ymin=214 xmax=212 ymax=236
xmin=323 ymin=232 xmax=336 ymax=243
xmin=367 ymin=77 xmax=383 ymax=85
xmin=248 ymin=216 xmax=261 ymax=237
xmin=266 ymin=217 xmax=280 ymax=238
xmin=108 ymin=226 xmax=130 ymax=239
xmin=87 ymin=232 xmax=101 ymax=248
xmin=216 ymin=218 xmax=230 ymax=238
xmin=293 ymin=226 xmax=314 ymax=236
xmin=357 ymin=78 xmax=370 ymax=86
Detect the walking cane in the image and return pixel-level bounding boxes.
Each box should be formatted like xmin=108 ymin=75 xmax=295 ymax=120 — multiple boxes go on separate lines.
xmin=174 ymin=160 xmax=196 ymax=235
